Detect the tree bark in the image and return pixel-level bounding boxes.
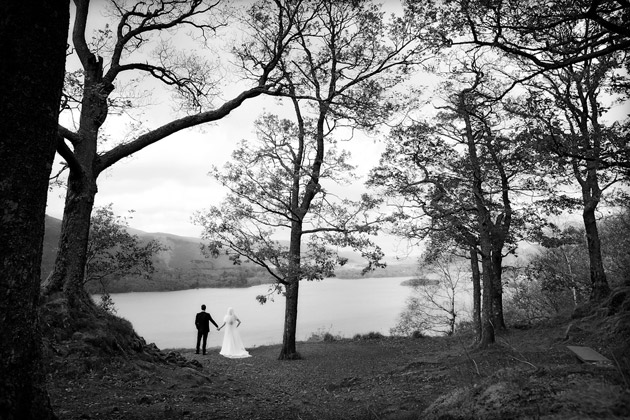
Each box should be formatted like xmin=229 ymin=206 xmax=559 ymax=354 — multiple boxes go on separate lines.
xmin=279 ymin=279 xmax=301 ymax=360
xmin=279 ymin=223 xmax=302 ymax=360
xmin=583 ymin=205 xmax=610 ymax=301
xmin=460 ymin=87 xmax=495 ymax=348
xmin=469 ymin=247 xmax=482 ymax=342
xmin=43 ymin=171 xmax=98 ymax=311
xmin=43 ymin=34 xmax=107 ymax=313
xmin=490 ymin=248 xmax=506 ymax=329
xmin=0 ymin=0 xmax=69 ymax=418
xmin=578 ymin=120 xmax=610 ymax=301
xmin=478 ymin=228 xmax=496 ymax=348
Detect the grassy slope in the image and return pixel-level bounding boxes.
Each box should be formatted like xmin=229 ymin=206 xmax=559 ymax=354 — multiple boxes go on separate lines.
xmin=43 ymin=288 xmax=630 ymax=420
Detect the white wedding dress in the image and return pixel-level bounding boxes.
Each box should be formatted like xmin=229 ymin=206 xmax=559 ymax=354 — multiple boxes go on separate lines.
xmin=219 ymin=308 xmax=251 ymax=358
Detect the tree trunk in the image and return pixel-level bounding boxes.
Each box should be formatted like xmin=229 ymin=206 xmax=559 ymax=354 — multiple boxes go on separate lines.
xmin=461 ymin=98 xmax=494 ymax=348
xmin=43 ymin=171 xmax=98 ymax=311
xmin=577 ymin=157 xmax=610 ymax=302
xmin=478 ymin=236 xmax=495 ymax=348
xmin=279 ymin=223 xmax=302 ymax=360
xmin=490 ymin=249 xmax=506 ymax=330
xmin=0 ymin=1 xmax=69 ymax=418
xmin=279 ymin=279 xmax=300 ymax=360
xmin=469 ymin=247 xmax=482 ymax=342
xmin=583 ymin=207 xmax=610 ymax=301
xmin=43 ymin=40 xmax=107 ymax=313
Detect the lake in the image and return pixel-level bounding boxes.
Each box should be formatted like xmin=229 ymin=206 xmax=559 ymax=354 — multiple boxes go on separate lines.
xmin=106 ymin=276 xmax=414 ymax=350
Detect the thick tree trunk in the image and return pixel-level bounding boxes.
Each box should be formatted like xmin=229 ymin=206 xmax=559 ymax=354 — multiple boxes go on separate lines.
xmin=279 ymin=225 xmax=302 ymax=360
xmin=0 ymin=1 xmax=69 ymax=418
xmin=279 ymin=279 xmax=300 ymax=360
xmin=583 ymin=207 xmax=610 ymax=301
xmin=43 ymin=39 xmax=106 ymax=313
xmin=469 ymin=247 xmax=482 ymax=342
xmin=44 ymin=172 xmax=98 ymax=311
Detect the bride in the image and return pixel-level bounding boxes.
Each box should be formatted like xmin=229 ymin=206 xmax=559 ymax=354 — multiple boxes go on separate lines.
xmin=218 ymin=307 xmax=251 ymax=358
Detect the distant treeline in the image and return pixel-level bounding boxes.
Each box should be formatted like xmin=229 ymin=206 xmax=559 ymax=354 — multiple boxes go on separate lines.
xmin=86 ymin=263 xmax=420 ymax=293
xmin=400 ymin=278 xmax=440 ymax=287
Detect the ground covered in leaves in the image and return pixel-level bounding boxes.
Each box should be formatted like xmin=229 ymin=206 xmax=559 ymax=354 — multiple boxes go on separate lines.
xmin=43 ymin=290 xmax=630 ymax=420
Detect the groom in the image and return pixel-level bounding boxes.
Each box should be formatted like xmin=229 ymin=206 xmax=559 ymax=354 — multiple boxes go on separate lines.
xmin=195 ymin=304 xmax=219 ymax=355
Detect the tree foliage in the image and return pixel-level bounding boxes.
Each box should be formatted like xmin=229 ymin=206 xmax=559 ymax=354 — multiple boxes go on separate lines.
xmin=513 ymin=48 xmax=627 ymax=300
xmin=198 ymin=114 xmax=384 ymax=282
xmin=392 ymin=249 xmax=470 ymax=337
xmin=447 ymin=0 xmax=630 ymax=71
xmin=196 ymin=111 xmax=387 ymax=359
xmin=86 ymin=205 xmax=166 ymax=293
xmin=368 ymin=51 xmax=553 ymax=345
xmin=599 ymin=205 xmax=630 ymax=286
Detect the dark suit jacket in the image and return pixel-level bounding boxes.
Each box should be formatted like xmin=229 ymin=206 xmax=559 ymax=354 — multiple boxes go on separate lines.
xmin=195 ymin=311 xmax=218 ymax=332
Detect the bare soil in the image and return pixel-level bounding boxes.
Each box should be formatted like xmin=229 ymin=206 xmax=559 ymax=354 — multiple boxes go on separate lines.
xmin=43 ymin=292 xmax=630 ymax=420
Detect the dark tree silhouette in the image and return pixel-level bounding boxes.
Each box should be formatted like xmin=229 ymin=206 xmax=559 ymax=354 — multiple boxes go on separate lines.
xmin=0 ymin=1 xmax=69 ymax=418
xmin=448 ymin=0 xmax=630 ymax=70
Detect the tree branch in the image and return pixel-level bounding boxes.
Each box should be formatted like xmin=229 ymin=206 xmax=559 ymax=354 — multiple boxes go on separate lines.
xmin=96 ymin=85 xmax=270 ymax=173
xmin=55 ymin=134 xmax=83 ymax=174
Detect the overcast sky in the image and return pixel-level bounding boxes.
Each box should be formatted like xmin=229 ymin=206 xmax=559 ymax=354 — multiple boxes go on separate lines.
xmin=46 ymin=92 xmax=398 ymax=246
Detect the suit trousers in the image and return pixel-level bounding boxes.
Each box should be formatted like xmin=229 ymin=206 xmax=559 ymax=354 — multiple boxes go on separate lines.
xmin=196 ymin=330 xmax=209 ymax=353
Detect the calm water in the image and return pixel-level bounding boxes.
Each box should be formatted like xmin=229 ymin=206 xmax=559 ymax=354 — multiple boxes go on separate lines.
xmin=107 ymin=277 xmax=413 ymax=350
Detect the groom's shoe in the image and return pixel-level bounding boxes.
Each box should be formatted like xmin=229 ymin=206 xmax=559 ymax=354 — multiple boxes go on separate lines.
xmin=196 ymin=350 xmax=200 ymax=354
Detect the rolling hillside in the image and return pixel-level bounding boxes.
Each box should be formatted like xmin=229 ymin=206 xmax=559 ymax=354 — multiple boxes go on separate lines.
xmin=42 ymin=215 xmax=272 ymax=293
xmin=42 ymin=216 xmax=416 ymax=293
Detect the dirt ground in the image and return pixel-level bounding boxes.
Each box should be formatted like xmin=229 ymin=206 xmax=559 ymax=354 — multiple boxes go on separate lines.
xmin=45 ymin=309 xmax=630 ymax=420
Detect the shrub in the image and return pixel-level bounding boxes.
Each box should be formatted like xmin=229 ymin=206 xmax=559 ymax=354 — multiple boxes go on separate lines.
xmin=503 ymin=273 xmax=576 ymax=325
xmin=307 ymin=326 xmax=341 ymax=342
xmin=97 ymin=293 xmax=117 ymax=314
xmin=354 ymin=332 xmax=385 ymax=340
xmin=410 ymin=330 xmax=424 ymax=339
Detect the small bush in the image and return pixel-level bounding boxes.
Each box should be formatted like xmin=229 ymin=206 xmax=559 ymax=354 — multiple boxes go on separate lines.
xmin=97 ymin=293 xmax=117 ymax=314
xmin=307 ymin=326 xmax=341 ymax=342
xmin=354 ymin=332 xmax=385 ymax=340
xmin=454 ymin=320 xmax=476 ymax=336
xmin=411 ymin=330 xmax=424 ymax=339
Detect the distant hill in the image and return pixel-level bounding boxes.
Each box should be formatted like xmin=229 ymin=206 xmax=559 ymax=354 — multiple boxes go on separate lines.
xmin=42 ymin=215 xmax=415 ymax=293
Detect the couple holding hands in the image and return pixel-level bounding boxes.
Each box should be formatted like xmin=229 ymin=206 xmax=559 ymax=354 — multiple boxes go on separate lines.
xmin=195 ymin=305 xmax=251 ymax=358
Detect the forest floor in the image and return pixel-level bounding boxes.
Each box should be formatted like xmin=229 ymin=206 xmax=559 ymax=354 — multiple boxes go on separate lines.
xmin=43 ymin=291 xmax=630 ymax=420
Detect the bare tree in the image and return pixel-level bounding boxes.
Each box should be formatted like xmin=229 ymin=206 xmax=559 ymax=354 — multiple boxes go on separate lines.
xmin=0 ymin=1 xmax=69 ymax=418
xmin=393 ymin=249 xmax=471 ymax=337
